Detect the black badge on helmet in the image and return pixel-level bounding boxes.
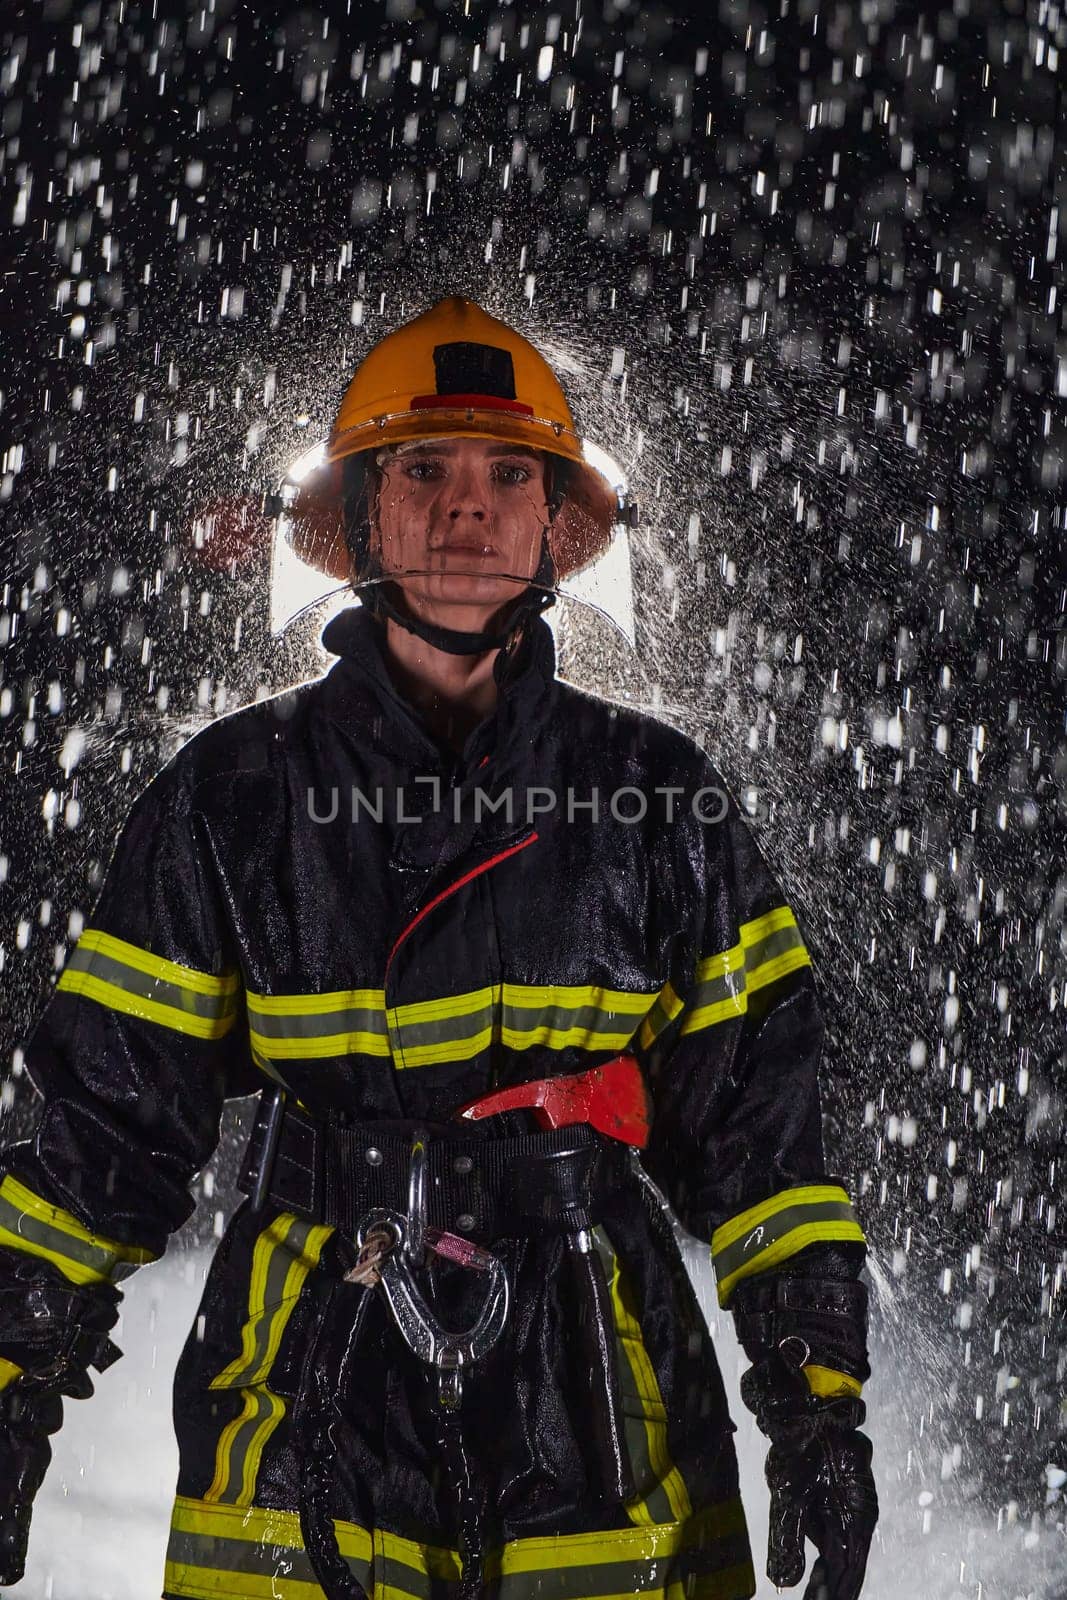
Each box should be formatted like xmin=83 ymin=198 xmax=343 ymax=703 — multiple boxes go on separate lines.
xmin=433 ymin=342 xmax=517 ymax=400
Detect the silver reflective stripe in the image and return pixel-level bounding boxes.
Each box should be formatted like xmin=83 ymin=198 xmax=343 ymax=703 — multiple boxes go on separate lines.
xmin=62 ymin=943 xmax=234 ymax=1024
xmin=0 ymin=1175 xmax=156 ymax=1288
xmin=713 ymin=1198 xmax=859 ymax=1286
xmin=164 ymin=1527 xmax=358 ymax=1593
xmin=245 ymin=982 xmax=660 ymax=1068
xmin=711 ymin=1184 xmax=867 ymax=1307
xmin=247 ymin=1000 xmax=391 ymax=1043
xmin=164 ymin=1496 xmax=753 ymax=1600
xmin=681 ymin=907 xmax=811 ymax=1037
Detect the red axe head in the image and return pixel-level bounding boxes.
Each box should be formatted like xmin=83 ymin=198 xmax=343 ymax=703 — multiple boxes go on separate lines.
xmin=456 ymin=1053 xmax=650 ymax=1148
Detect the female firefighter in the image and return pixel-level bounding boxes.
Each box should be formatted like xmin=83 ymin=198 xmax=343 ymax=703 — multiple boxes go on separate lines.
xmin=0 ymin=299 xmax=877 ymax=1600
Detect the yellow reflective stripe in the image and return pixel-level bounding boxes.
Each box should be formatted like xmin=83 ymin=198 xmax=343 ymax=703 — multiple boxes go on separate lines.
xmin=741 ymin=904 xmax=797 ymax=947
xmin=209 ymin=1214 xmax=332 ymax=1389
xmin=393 ymin=985 xmax=496 ymax=1024
xmin=74 ymin=928 xmax=239 ymax=995
xmin=711 ymin=1185 xmax=866 ymax=1308
xmin=716 ymin=1220 xmax=868 ymax=1308
xmin=502 ymin=983 xmax=655 ymax=1016
xmin=247 ymin=987 xmax=385 ymax=1015
xmin=693 ymin=942 xmax=746 ymax=986
xmin=169 ymin=1495 xmax=455 ymax=1576
xmin=712 ymin=1183 xmax=856 ymax=1253
xmin=246 ymin=983 xmax=656 ymax=1025
xmin=164 ymin=1562 xmax=322 ymax=1600
xmin=168 ymin=1497 xmax=746 ymax=1559
xmin=499 ymin=1021 xmax=638 ymax=1052
xmin=0 ymin=1356 xmax=23 ymax=1390
xmin=0 ymin=1174 xmax=157 ymax=1287
xmin=247 ymin=1024 xmax=392 ymax=1060
xmin=204 ymin=1409 xmax=248 ymax=1505
xmin=246 ymin=981 xmax=660 ymax=1067
xmin=680 ymin=906 xmax=812 ymax=1039
xmin=58 ymin=927 xmax=240 ymax=1040
xmin=598 ymin=1228 xmax=692 ymax=1527
xmin=805 ymin=1365 xmax=862 ymax=1399
xmin=637 ymin=981 xmax=685 ymax=1051
xmin=163 ymin=1570 xmax=318 ymax=1599
xmin=680 ymin=937 xmax=746 ymax=1035
xmin=206 ymin=1385 xmax=287 ymax=1509
xmin=398 ymin=982 xmax=654 ymax=1057
xmin=748 ymin=945 xmax=811 ymax=991
xmin=206 ymin=1213 xmax=332 ymax=1506
xmin=57 ymin=969 xmax=236 ymax=1040
xmin=488 ymin=1494 xmax=745 ymax=1570
xmin=247 ymin=988 xmax=391 ymax=1062
xmin=396 ymin=1025 xmax=495 ymax=1068
xmin=386 ymin=1009 xmax=489 ymax=1067
xmin=680 ymin=954 xmax=812 ymax=1034
xmin=679 ymin=989 xmax=748 ymax=1034
xmin=165 ymin=1493 xmax=752 ymax=1600
xmin=242 ymin=1390 xmax=286 ymax=1504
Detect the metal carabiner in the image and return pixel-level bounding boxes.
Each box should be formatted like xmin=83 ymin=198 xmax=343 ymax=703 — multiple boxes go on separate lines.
xmin=355 ymin=1207 xmax=510 ymax=1409
xmin=405 ymin=1128 xmax=429 ymax=1268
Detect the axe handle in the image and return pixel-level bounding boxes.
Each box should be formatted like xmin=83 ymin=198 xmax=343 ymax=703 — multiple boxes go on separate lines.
xmin=565 ymin=1233 xmax=636 ymax=1506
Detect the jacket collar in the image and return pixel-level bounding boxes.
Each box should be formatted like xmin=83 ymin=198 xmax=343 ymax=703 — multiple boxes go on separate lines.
xmin=317 ymin=602 xmax=559 ymax=774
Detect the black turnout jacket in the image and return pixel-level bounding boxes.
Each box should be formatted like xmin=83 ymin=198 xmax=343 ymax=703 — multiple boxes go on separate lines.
xmin=0 ymin=605 xmax=867 ymax=1600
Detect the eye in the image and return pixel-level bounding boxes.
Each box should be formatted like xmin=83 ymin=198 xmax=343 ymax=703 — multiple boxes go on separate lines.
xmin=493 ymin=461 xmax=533 ymax=485
xmin=403 ymin=458 xmax=444 ymax=481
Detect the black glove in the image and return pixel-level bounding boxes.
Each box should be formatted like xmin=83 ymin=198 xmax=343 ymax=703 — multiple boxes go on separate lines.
xmin=730 ymin=1260 xmax=876 ymax=1600
xmin=0 ymin=1268 xmax=122 ymax=1586
xmin=0 ymin=1386 xmax=64 ymax=1585
xmin=741 ymin=1336 xmax=877 ymax=1600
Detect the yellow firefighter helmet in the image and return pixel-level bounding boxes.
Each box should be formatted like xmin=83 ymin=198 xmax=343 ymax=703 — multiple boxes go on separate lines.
xmin=285 ymin=297 xmax=619 ymax=583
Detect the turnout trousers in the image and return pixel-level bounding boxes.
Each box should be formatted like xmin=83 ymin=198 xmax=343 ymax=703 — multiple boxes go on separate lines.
xmin=162 ymin=1185 xmax=757 ymax=1600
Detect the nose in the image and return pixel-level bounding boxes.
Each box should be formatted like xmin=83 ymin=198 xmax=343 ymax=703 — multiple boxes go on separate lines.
xmin=444 ymin=460 xmax=489 ymax=522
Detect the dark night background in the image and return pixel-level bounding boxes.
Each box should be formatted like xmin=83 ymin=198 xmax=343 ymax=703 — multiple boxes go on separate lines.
xmin=0 ymin=0 xmax=1064 ymax=1591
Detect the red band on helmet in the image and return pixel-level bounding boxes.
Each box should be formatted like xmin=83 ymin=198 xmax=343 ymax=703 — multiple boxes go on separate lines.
xmin=410 ymin=393 xmax=536 ymax=416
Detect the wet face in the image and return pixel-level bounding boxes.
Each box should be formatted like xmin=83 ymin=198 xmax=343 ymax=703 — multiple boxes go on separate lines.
xmin=368 ymin=436 xmax=550 ymax=629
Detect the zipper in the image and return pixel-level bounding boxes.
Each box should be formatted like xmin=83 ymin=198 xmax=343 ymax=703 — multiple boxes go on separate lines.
xmin=384 ymin=828 xmax=538 ymax=985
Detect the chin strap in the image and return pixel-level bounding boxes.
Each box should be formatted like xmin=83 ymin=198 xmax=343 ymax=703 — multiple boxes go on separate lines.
xmin=361 ymin=536 xmax=557 ymax=656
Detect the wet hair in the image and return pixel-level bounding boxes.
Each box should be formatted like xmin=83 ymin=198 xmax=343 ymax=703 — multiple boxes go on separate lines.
xmin=341 ymin=452 xmax=375 ymax=575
